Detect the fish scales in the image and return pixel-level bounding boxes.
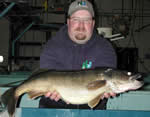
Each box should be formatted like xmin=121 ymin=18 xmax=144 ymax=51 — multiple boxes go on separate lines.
xmin=16 ymin=70 xmax=105 ymax=103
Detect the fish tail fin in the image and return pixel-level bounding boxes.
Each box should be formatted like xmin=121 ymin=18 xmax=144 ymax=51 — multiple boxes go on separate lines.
xmin=0 ymin=87 xmax=18 ymax=117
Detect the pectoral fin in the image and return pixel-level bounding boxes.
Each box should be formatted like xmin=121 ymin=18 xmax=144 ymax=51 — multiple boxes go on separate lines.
xmin=28 ymin=91 xmax=47 ymax=99
xmin=87 ymin=80 xmax=106 ymax=90
xmin=88 ymin=94 xmax=103 ymax=108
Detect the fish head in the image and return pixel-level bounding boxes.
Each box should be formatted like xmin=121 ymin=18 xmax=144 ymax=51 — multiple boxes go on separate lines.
xmin=107 ymin=70 xmax=144 ymax=93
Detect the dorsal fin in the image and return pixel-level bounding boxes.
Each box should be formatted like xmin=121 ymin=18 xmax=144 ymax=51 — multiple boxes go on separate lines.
xmin=103 ymin=68 xmax=113 ymax=77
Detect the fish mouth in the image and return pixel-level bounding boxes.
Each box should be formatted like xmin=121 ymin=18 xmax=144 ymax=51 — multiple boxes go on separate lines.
xmin=130 ymin=74 xmax=142 ymax=80
xmin=130 ymin=74 xmax=144 ymax=85
xmin=129 ymin=77 xmax=144 ymax=92
xmin=130 ymin=74 xmax=144 ymax=88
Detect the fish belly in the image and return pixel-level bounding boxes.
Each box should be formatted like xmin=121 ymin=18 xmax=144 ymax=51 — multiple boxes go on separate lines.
xmin=57 ymin=87 xmax=104 ymax=105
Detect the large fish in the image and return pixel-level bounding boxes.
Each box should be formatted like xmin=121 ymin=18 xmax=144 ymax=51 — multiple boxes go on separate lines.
xmin=0 ymin=68 xmax=144 ymax=117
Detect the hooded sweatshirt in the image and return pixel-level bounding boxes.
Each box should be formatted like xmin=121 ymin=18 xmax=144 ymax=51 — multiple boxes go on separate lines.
xmin=40 ymin=25 xmax=117 ymax=70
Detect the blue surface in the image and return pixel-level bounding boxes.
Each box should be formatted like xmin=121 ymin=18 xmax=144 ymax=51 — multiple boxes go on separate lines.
xmin=18 ymin=108 xmax=150 ymax=117
xmin=0 ymin=72 xmax=30 ymax=85
xmin=107 ymin=91 xmax=150 ymax=111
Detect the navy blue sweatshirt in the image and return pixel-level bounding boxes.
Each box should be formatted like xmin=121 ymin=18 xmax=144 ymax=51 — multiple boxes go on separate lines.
xmin=40 ymin=25 xmax=117 ymax=70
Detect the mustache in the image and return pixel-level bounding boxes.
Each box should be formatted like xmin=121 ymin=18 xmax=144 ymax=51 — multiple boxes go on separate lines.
xmin=75 ymin=27 xmax=86 ymax=32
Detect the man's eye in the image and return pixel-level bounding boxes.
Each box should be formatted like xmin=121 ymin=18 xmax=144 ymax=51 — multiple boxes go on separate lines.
xmin=84 ymin=19 xmax=90 ymax=23
xmin=73 ymin=18 xmax=79 ymax=22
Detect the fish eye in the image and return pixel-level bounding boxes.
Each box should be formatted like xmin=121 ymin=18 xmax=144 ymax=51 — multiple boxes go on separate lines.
xmin=127 ymin=72 xmax=132 ymax=76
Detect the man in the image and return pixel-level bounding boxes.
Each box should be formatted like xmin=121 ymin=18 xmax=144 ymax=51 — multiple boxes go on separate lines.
xmin=39 ymin=0 xmax=117 ymax=109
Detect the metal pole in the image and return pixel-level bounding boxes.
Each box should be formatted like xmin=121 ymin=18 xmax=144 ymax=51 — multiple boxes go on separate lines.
xmin=12 ymin=22 xmax=35 ymax=57
xmin=0 ymin=2 xmax=15 ymax=18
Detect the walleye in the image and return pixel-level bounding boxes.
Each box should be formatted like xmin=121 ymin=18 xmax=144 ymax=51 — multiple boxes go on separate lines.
xmin=0 ymin=68 xmax=144 ymax=117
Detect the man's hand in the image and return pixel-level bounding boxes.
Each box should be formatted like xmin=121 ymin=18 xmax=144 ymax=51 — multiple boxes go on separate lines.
xmin=45 ymin=91 xmax=70 ymax=104
xmin=45 ymin=91 xmax=116 ymax=103
xmin=45 ymin=91 xmax=61 ymax=102
xmin=102 ymin=92 xmax=116 ymax=99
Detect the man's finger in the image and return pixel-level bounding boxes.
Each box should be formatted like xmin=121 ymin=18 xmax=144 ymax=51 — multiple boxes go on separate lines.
xmin=103 ymin=93 xmax=110 ymax=98
xmin=110 ymin=92 xmax=116 ymax=97
xmin=50 ymin=91 xmax=57 ymax=100
xmin=103 ymin=92 xmax=117 ymax=99
xmin=54 ymin=94 xmax=61 ymax=101
xmin=45 ymin=92 xmax=52 ymax=97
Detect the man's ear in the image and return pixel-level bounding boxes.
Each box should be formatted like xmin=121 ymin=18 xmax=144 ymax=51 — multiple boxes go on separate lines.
xmin=92 ymin=20 xmax=95 ymax=27
xmin=67 ymin=19 xmax=70 ymax=26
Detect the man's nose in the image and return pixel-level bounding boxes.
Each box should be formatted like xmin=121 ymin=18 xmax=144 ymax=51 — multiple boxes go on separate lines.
xmin=78 ymin=21 xmax=85 ymax=31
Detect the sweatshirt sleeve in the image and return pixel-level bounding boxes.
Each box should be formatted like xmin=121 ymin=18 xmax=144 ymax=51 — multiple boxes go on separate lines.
xmin=40 ymin=39 xmax=60 ymax=70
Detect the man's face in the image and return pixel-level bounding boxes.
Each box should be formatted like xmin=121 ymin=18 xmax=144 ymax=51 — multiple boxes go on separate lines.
xmin=67 ymin=10 xmax=95 ymax=44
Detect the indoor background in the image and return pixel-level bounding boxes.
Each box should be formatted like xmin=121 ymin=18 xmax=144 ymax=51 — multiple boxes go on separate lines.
xmin=0 ymin=0 xmax=150 ymax=73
